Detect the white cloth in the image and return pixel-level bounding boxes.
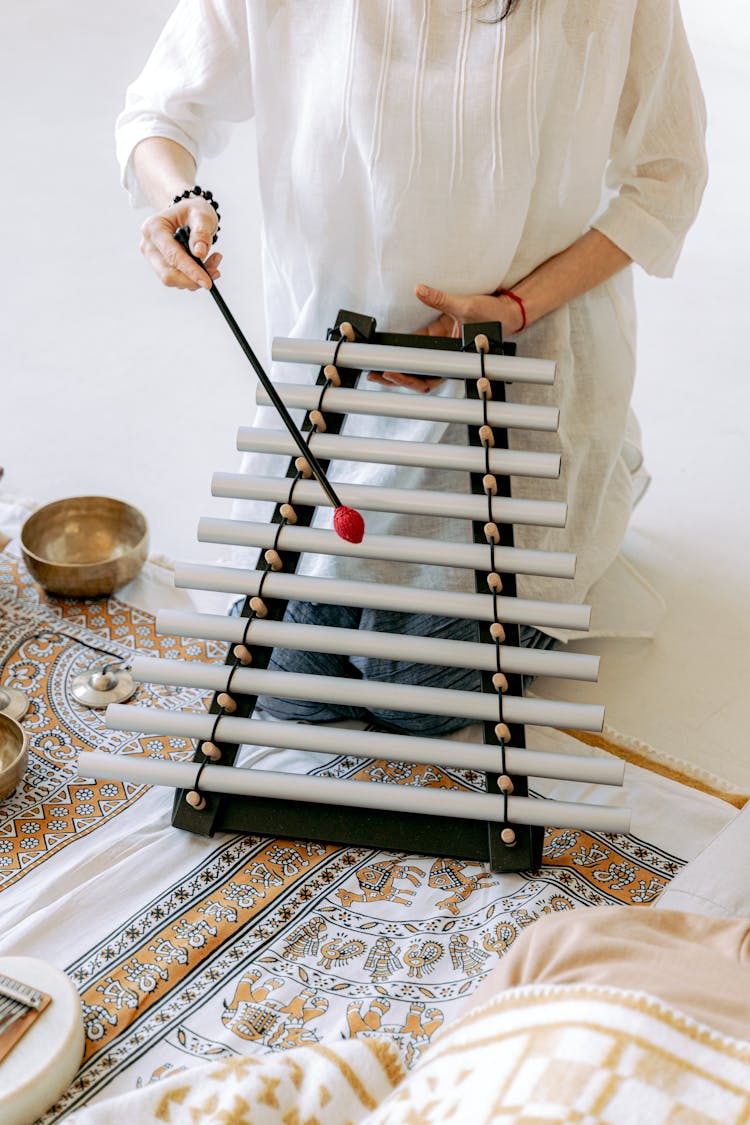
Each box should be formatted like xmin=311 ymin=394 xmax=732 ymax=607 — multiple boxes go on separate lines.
xmin=655 ymin=800 xmax=750 ymax=919
xmin=115 ymin=0 xmax=707 ymax=622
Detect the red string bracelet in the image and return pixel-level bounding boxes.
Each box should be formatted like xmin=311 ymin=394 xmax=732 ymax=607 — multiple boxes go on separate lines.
xmin=496 ymin=288 xmax=527 ymax=332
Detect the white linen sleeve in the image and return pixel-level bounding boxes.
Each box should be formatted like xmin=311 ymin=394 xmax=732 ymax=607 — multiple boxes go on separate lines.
xmin=592 ymin=0 xmax=707 ymax=278
xmin=115 ymin=0 xmax=253 ymax=207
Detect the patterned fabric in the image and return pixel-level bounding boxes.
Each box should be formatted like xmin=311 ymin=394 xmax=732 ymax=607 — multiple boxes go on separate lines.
xmin=0 ymin=550 xmax=740 ymax=1120
xmin=66 ymin=986 xmax=750 ymax=1124
xmin=0 ymin=551 xmax=221 ymax=893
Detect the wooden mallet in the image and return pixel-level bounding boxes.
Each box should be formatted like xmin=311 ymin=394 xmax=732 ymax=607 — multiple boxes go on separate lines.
xmin=173 ymin=227 xmax=365 ymax=543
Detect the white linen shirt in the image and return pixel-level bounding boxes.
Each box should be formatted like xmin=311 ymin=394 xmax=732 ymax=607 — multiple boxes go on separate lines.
xmin=116 ymin=0 xmax=707 ymax=625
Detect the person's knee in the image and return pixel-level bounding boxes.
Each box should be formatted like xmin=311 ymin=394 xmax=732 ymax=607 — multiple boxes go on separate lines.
xmin=366 ymin=707 xmax=475 ymax=738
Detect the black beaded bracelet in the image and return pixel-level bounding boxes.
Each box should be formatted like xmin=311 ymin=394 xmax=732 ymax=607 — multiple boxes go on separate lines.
xmin=171 ymin=185 xmax=221 ymax=244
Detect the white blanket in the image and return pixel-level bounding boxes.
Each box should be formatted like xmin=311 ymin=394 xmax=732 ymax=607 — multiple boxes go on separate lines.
xmin=65 ymin=984 xmax=750 ymax=1124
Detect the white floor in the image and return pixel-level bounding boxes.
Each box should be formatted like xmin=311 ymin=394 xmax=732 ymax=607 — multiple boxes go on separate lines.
xmin=2 ymin=2 xmax=748 ymax=787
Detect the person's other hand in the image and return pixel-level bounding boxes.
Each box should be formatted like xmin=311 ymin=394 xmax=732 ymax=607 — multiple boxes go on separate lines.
xmin=139 ymin=197 xmax=222 ymax=290
xmin=366 ymin=284 xmax=522 ymax=393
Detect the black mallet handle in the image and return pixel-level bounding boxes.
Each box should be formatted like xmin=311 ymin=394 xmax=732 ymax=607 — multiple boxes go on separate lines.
xmin=173 ymin=227 xmax=343 ymax=510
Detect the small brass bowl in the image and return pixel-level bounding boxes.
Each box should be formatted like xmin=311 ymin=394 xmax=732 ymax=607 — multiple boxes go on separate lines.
xmin=20 ymin=496 xmax=149 ymax=598
xmin=0 ymin=713 xmax=28 ymax=802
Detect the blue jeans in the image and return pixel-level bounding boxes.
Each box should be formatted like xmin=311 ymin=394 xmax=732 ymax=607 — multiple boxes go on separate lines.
xmin=249 ymin=600 xmax=556 ymax=737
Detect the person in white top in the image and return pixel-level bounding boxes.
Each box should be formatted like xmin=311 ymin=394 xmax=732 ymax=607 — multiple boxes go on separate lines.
xmin=116 ymin=0 xmax=707 ymax=734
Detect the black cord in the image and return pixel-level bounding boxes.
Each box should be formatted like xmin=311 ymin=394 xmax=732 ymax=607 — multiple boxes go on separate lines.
xmin=270 ymin=519 xmax=287 ymax=555
xmin=193 ymin=755 xmax=210 ymax=797
xmin=208 ymin=710 xmax=223 ymax=745
xmin=331 ymin=331 xmax=348 ymax=368
xmin=239 ymin=613 xmax=255 ymax=648
xmin=477 ymin=348 xmax=506 ymax=743
xmin=474 ymin=341 xmax=514 ymax=841
xmin=225 ymin=662 xmax=241 ymax=696
xmin=313 ymin=377 xmax=333 ymax=419
xmin=31 ymin=629 xmax=131 ymax=668
xmin=494 ymin=626 xmax=503 ymax=677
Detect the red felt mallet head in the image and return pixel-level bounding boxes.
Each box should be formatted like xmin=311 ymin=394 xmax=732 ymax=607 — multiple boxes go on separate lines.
xmin=333 ymin=506 xmax=365 ymax=544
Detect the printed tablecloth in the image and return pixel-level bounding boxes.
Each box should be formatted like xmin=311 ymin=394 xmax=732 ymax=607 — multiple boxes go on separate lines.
xmin=0 ymin=545 xmax=742 ymax=1121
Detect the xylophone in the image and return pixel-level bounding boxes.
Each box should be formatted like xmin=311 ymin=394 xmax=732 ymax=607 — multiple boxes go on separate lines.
xmin=81 ymin=310 xmax=629 ymax=873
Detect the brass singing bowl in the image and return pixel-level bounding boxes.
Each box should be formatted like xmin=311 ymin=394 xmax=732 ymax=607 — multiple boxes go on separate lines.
xmin=0 ymin=713 xmax=28 ymax=802
xmin=20 ymin=496 xmax=149 ymax=598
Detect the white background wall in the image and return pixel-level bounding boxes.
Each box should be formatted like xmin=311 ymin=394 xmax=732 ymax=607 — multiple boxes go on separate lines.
xmin=1 ymin=2 xmax=748 ymax=783
xmin=2 ymin=0 xmax=262 ymax=563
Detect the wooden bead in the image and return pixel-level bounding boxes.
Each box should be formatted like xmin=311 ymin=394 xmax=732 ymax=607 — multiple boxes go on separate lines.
xmin=324 ymin=364 xmax=342 ymax=386
xmin=494 ymin=722 xmax=511 ymax=743
xmin=309 ymin=409 xmax=327 ymax=432
xmin=479 ymin=423 xmax=494 ymax=447
xmin=492 ymin=672 xmax=508 ymax=693
xmin=489 ymin=622 xmax=506 ymax=643
xmin=500 ymin=827 xmax=517 ymax=847
xmin=295 ymin=456 xmax=313 ymax=477
xmin=484 ymin=522 xmax=500 ymax=544
xmin=186 ymin=791 xmax=206 ymax=810
xmin=264 ymin=548 xmax=283 ymax=571
xmin=202 ymin=741 xmax=223 ymax=761
xmin=339 ymin=321 xmax=355 ymax=342
xmin=217 ymin=692 xmax=237 ymax=713
xmin=487 ymin=572 xmax=503 ymax=593
xmin=483 ymin=473 xmax=498 ymax=496
xmin=233 ymin=644 xmax=253 ymax=665
xmin=474 ymin=333 xmax=490 ymax=354
xmin=280 ymin=503 xmax=298 ymax=524
xmin=250 ymin=597 xmax=268 ymax=618
xmin=477 ymin=377 xmax=492 ymax=400
xmin=497 ymin=774 xmax=514 ymax=794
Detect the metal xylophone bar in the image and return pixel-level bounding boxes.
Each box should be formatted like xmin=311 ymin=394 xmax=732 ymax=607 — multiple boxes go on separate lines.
xmin=255 ymin=382 xmax=559 ymax=431
xmin=236 ymin=427 xmax=561 ymax=479
xmin=106 ymin=703 xmax=620 ymax=785
xmin=196 ymin=518 xmax=576 ymax=579
xmin=155 ymin=609 xmax=598 ymax=681
xmin=127 ymin=654 xmax=604 ymax=731
xmin=271 ymin=335 xmax=557 ymax=385
xmin=171 ymin=563 xmax=591 ymax=632
xmin=210 ymin=474 xmax=567 ymax=529
xmin=82 ymin=750 xmax=630 ymax=836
